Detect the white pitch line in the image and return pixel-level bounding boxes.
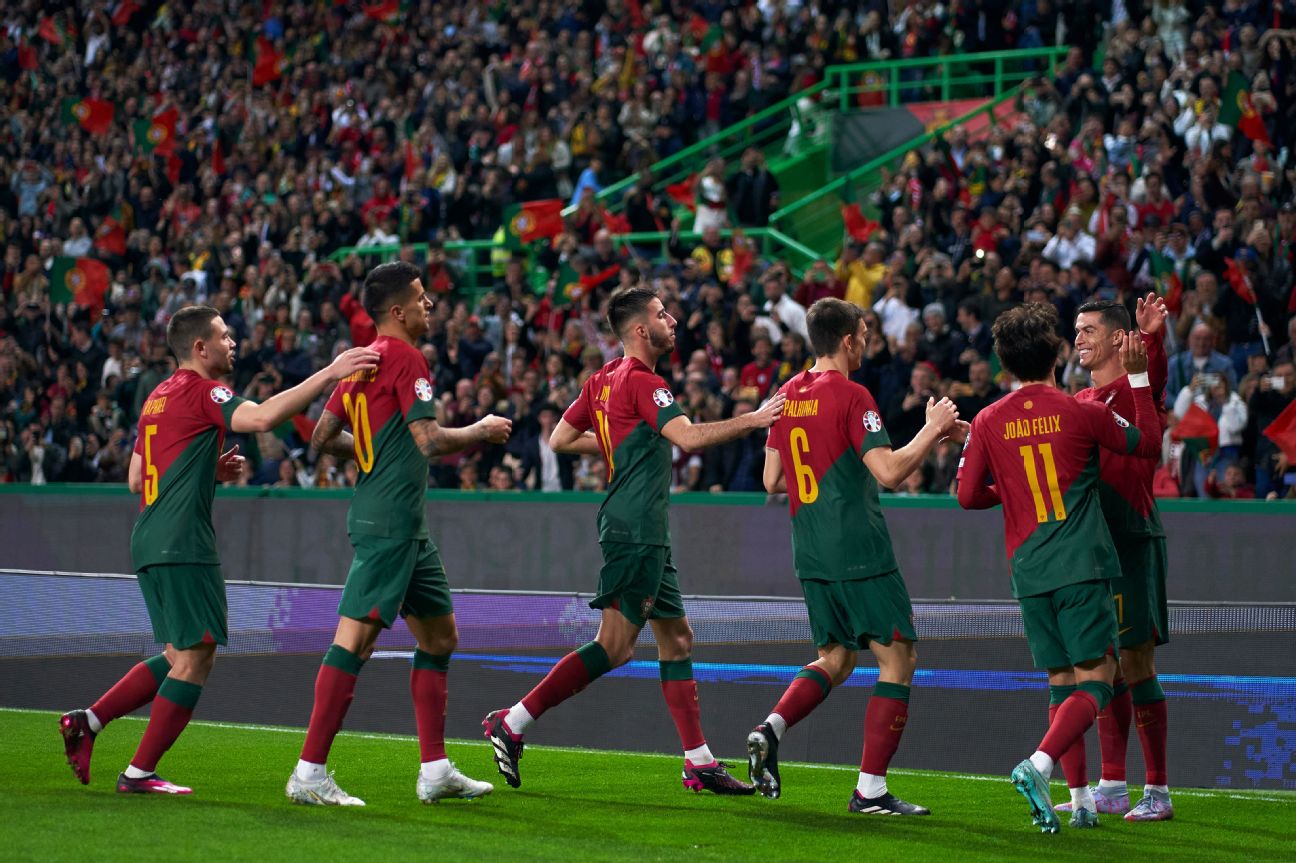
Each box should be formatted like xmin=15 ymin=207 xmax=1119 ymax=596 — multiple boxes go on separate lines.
xmin=6 ymin=707 xmax=1290 ymax=803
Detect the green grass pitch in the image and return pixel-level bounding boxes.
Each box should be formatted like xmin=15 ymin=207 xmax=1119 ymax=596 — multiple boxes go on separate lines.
xmin=4 ymin=708 xmax=1291 ymax=863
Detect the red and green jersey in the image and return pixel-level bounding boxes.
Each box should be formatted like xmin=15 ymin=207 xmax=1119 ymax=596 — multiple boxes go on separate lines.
xmin=1074 ymin=331 xmax=1169 ymax=539
xmin=956 ymin=382 xmax=1159 ymax=598
xmin=563 ymin=357 xmax=685 ymax=546
xmin=766 ymin=370 xmax=898 ymax=581
xmin=130 ymin=370 xmax=247 ymax=569
xmin=324 ymin=335 xmax=439 ymax=540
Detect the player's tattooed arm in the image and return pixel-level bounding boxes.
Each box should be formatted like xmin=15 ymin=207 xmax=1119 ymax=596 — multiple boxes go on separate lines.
xmin=311 ymin=410 xmax=355 ymax=460
xmin=408 ymin=415 xmax=511 ymax=459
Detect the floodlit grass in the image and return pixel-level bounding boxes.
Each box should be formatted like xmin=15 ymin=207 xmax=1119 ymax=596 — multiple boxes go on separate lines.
xmin=4 ymin=708 xmax=1291 ymax=863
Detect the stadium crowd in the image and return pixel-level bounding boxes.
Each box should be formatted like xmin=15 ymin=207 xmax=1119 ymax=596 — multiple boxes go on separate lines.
xmin=1 ymin=1 xmax=1295 ymax=498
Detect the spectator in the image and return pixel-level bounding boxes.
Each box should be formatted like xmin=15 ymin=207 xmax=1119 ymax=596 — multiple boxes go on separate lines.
xmin=1167 ymin=323 xmax=1239 ymax=406
xmin=1172 ymin=373 xmax=1248 ymax=497
xmin=727 ymin=148 xmax=780 ymax=227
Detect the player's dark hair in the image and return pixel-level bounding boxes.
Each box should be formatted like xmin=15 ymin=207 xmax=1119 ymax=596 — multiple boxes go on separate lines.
xmin=167 ymin=305 xmax=219 ymax=360
xmin=362 ymin=261 xmax=421 ymax=321
xmin=806 ymin=297 xmax=865 ymax=358
xmin=1076 ymin=299 xmax=1131 ymax=332
xmin=607 ymin=286 xmax=659 ymax=339
xmin=992 ymin=302 xmax=1062 ymax=383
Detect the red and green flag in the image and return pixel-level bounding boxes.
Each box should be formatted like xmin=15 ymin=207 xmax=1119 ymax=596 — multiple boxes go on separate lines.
xmin=1220 ymin=70 xmax=1270 ymax=144
xmin=133 ymin=107 xmax=177 ymax=155
xmin=38 ymin=17 xmax=71 ymax=47
xmin=1262 ymin=399 xmax=1296 ymax=464
xmin=1147 ymin=248 xmax=1184 ymax=314
xmin=602 ymin=208 xmax=631 ymax=234
xmin=666 ymin=174 xmax=698 ymax=211
xmin=363 ymin=0 xmax=400 ymax=22
xmin=93 ymin=213 xmax=127 ymax=257
xmin=1172 ymin=402 xmax=1219 ymax=464
xmin=841 ymin=203 xmax=880 ymax=244
xmin=1223 ymin=257 xmax=1258 ymax=304
xmin=553 ymin=261 xmax=620 ymax=307
xmin=502 ymin=200 xmax=565 ymax=250
xmin=48 ymin=257 xmax=111 ymax=311
xmin=60 ymin=98 xmax=115 ymax=136
xmin=252 ymin=37 xmax=285 ymax=86
xmin=111 ymin=0 xmax=141 ymax=27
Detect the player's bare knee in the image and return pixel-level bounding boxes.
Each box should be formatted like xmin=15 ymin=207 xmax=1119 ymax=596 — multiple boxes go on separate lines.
xmin=1121 ymin=643 xmax=1156 ymax=681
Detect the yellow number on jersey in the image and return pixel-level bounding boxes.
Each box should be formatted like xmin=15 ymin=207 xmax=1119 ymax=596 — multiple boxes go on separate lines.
xmin=142 ymin=424 xmax=159 ymax=505
xmin=1018 ymin=443 xmax=1066 ymax=523
xmin=788 ymin=427 xmax=819 ymax=504
xmin=594 ymin=408 xmax=615 ymax=477
xmin=342 ymin=392 xmax=375 ymax=474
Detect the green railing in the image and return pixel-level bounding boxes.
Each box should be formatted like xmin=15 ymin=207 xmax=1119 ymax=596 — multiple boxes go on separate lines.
xmin=768 ymin=86 xmax=1024 ymax=258
xmin=585 ymin=46 xmax=1068 ymax=218
xmin=612 ymin=227 xmax=823 ymax=277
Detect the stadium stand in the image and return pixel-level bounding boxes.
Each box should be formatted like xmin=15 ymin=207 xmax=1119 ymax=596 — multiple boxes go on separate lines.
xmin=1 ymin=1 xmax=1294 ymax=499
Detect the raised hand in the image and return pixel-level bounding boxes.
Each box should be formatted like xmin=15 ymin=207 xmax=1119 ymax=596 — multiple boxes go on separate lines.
xmin=945 ymin=419 xmax=972 ymax=444
xmin=216 ymin=445 xmax=245 ymax=483
xmin=1119 ymin=331 xmax=1149 ymax=375
xmin=1135 ymin=292 xmax=1169 ymax=334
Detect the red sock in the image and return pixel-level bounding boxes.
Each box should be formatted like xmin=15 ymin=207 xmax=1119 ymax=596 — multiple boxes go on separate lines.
xmin=860 ymin=696 xmax=908 ymax=776
xmin=520 ymin=642 xmax=609 ymax=720
xmin=300 ymin=664 xmax=359 ymax=764
xmin=1098 ymin=681 xmax=1132 ymax=782
xmin=1135 ymin=700 xmax=1169 ymax=786
xmin=1051 ymin=703 xmax=1088 ymax=788
xmin=1039 ymin=691 xmax=1099 ymax=761
xmin=771 ymin=665 xmax=832 ymax=731
xmin=130 ymin=679 xmax=201 ymax=773
xmin=661 ymin=679 xmax=705 ymax=751
xmin=91 ymin=656 xmax=169 ymax=725
xmin=411 ymin=667 xmax=448 ymax=762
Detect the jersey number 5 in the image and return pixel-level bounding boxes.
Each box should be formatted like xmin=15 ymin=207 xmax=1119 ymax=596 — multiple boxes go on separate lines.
xmin=142 ymin=424 xmax=159 ymax=505
xmin=1018 ymin=443 xmax=1067 ymax=523
xmin=788 ymin=427 xmax=819 ymax=504
xmin=342 ymin=392 xmax=375 ymax=474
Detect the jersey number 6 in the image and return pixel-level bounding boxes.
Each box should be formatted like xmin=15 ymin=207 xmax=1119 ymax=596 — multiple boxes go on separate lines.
xmin=342 ymin=392 xmax=375 ymax=474
xmin=788 ymin=427 xmax=819 ymax=504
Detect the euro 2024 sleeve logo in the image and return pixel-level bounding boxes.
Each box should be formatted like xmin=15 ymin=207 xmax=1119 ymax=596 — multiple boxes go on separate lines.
xmin=652 ymin=387 xmax=674 ymax=408
xmin=210 ymin=385 xmax=234 ymax=404
xmin=414 ymin=378 xmax=434 ymax=402
xmin=863 ymin=410 xmax=882 ymax=433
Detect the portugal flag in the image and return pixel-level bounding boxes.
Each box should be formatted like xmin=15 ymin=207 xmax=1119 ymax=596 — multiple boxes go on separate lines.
xmin=1262 ymin=399 xmax=1296 ymax=463
xmin=841 ymin=203 xmax=880 ymax=244
xmin=133 ymin=107 xmax=177 ymax=155
xmin=60 ymin=98 xmax=115 ymax=136
xmin=252 ymin=37 xmax=285 ymax=86
xmin=48 ymin=257 xmax=111 ymax=311
xmin=93 ymin=214 xmax=127 ymax=257
xmin=1172 ymin=402 xmax=1220 ymax=464
xmin=363 ymin=0 xmax=400 ymax=22
xmin=502 ymin=200 xmax=565 ymax=250
xmin=665 ymin=174 xmax=698 ymax=211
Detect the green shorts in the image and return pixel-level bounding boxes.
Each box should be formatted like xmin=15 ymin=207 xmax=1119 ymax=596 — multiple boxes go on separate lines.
xmin=592 ymin=542 xmax=686 ymax=627
xmin=1112 ymin=535 xmax=1170 ymax=649
xmin=338 ymin=535 xmax=453 ymax=628
xmin=1018 ymin=580 xmax=1119 ymax=670
xmin=137 ymin=564 xmax=227 ymax=650
xmin=800 ymin=570 xmax=917 ymax=651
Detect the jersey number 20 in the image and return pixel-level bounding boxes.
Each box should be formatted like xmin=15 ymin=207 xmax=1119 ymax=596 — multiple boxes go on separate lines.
xmin=1018 ymin=443 xmax=1067 ymax=523
xmin=342 ymin=392 xmax=375 ymax=474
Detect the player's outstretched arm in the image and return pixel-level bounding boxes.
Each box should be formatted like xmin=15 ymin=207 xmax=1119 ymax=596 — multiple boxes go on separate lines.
xmin=955 ymin=417 xmax=999 ymax=509
xmin=310 ymin=409 xmax=356 ymax=460
xmin=550 ymin=419 xmax=603 ymax=456
xmin=408 ymin=414 xmax=512 ymax=459
xmin=763 ymin=447 xmax=787 ymax=494
xmin=862 ymin=397 xmax=958 ymax=489
xmin=661 ymin=391 xmax=786 ymax=453
xmin=230 ymin=347 xmax=380 ymax=434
